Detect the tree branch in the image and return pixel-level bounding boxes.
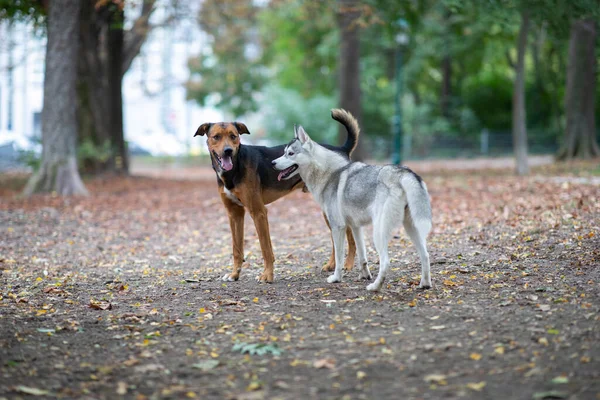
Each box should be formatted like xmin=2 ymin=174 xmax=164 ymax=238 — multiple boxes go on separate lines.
xmin=121 ymin=0 xmax=157 ymax=76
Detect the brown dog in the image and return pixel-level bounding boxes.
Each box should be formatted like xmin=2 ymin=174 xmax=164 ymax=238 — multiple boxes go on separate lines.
xmin=194 ymin=110 xmax=359 ymax=282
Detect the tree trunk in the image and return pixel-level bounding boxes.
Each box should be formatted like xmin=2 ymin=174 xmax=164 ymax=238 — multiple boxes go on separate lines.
xmin=557 ymin=18 xmax=599 ymax=160
xmin=337 ymin=0 xmax=365 ymax=161
xmin=24 ymin=0 xmax=88 ymax=196
xmin=512 ymin=11 xmax=530 ymax=176
xmin=108 ymin=8 xmax=128 ymax=174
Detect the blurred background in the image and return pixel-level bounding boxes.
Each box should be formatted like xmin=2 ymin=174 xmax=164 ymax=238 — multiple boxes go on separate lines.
xmin=0 ymin=0 xmax=598 ymax=183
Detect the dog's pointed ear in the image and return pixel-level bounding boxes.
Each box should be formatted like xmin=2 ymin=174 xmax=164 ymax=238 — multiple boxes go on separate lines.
xmin=293 ymin=124 xmax=299 ymax=139
xmin=194 ymin=123 xmax=213 ymax=137
xmin=297 ymin=125 xmax=311 ymax=144
xmin=234 ymin=122 xmax=250 ymax=135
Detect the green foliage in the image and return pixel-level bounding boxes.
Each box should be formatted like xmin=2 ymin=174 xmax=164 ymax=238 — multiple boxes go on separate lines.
xmin=186 ymin=0 xmax=265 ymax=116
xmin=78 ymin=139 xmax=112 ymax=168
xmin=232 ymin=341 xmax=283 ymax=356
xmin=462 ymin=70 xmax=513 ymax=131
xmin=260 ymin=84 xmax=337 ymax=144
xmin=18 ymin=149 xmax=41 ymax=171
xmin=0 ymin=0 xmax=45 ymax=23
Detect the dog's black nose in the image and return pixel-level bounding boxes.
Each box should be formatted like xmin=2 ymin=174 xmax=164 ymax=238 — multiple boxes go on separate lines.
xmin=271 ymin=160 xmax=277 ymax=166
xmin=223 ymin=147 xmax=233 ymax=156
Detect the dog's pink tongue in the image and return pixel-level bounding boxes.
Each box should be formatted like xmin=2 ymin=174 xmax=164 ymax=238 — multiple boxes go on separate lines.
xmin=277 ymin=171 xmax=285 ymax=181
xmin=222 ymin=156 xmax=233 ymax=171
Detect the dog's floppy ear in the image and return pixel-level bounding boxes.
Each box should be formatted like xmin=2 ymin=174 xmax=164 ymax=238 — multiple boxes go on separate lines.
xmin=194 ymin=123 xmax=213 ymax=137
xmin=297 ymin=125 xmax=311 ymax=144
xmin=234 ymin=122 xmax=250 ymax=135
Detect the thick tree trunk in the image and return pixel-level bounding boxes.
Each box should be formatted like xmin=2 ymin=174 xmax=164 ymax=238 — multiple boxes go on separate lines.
xmin=512 ymin=11 xmax=530 ymax=176
xmin=108 ymin=9 xmax=128 ymax=174
xmin=24 ymin=0 xmax=88 ymax=196
xmin=337 ymin=0 xmax=365 ymax=161
xmin=557 ymin=19 xmax=599 ymax=160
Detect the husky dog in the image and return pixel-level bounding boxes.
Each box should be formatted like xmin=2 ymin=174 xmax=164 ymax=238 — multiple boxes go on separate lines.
xmin=272 ymin=114 xmax=432 ymax=291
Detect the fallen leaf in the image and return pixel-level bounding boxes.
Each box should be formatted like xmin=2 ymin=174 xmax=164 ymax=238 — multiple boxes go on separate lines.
xmin=532 ymin=390 xmax=568 ymax=399
xmin=89 ymin=300 xmax=112 ymax=310
xmin=313 ymin=359 xmax=336 ymax=369
xmin=424 ymin=374 xmax=447 ymax=384
xmin=551 ymin=376 xmax=569 ymax=384
xmin=356 ymin=371 xmax=366 ymax=380
xmin=466 ymin=381 xmax=486 ymax=391
xmin=116 ymin=381 xmax=127 ymax=395
xmin=430 ymin=325 xmax=446 ymax=330
xmin=192 ymin=360 xmax=219 ymax=371
xmin=469 ymin=353 xmax=482 ymax=361
xmin=15 ymin=386 xmax=50 ymax=396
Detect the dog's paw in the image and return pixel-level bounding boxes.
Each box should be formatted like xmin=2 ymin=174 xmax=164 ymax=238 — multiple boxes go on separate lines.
xmin=418 ymin=281 xmax=432 ymax=290
xmin=327 ymin=274 xmax=341 ymax=284
xmin=366 ymin=282 xmax=380 ymax=292
xmin=321 ymin=261 xmax=335 ymax=272
xmin=358 ymin=263 xmax=372 ymax=280
xmin=221 ymin=274 xmax=238 ymax=282
xmin=256 ymin=273 xmax=273 ymax=283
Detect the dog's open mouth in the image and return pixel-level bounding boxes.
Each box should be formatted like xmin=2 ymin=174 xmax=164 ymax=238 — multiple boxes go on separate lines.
xmin=277 ymin=165 xmax=298 ymax=181
xmin=214 ymin=151 xmax=233 ymax=171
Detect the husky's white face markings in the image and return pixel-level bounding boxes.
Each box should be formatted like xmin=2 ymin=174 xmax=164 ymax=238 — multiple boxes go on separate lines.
xmin=272 ymin=126 xmax=313 ymax=181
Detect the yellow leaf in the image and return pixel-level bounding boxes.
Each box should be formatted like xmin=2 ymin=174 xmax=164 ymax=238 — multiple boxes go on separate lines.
xmin=356 ymin=371 xmax=366 ymax=380
xmin=210 ymin=352 xmax=219 ymax=358
xmin=443 ymin=279 xmax=457 ymax=287
xmin=466 ymin=381 xmax=486 ymax=391
xmin=494 ymin=347 xmax=505 ymax=355
xmin=580 ymin=356 xmax=591 ymax=363
xmin=538 ymin=337 xmax=549 ymax=346
xmin=407 ymin=299 xmax=417 ymax=307
xmin=253 ymin=297 xmax=259 ymax=303
xmin=247 ymin=381 xmax=262 ymax=391
xmin=379 ymin=337 xmax=386 ymax=345
xmin=329 ymin=324 xmax=335 ymax=330
xmin=186 ymin=391 xmax=197 ymax=398
xmin=199 ymin=308 xmax=206 ymax=313
xmin=469 ymin=353 xmax=482 ymax=361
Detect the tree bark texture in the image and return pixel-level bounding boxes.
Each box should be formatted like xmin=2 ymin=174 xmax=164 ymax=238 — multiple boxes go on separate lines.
xmin=440 ymin=10 xmax=452 ymax=119
xmin=77 ymin=0 xmax=156 ymax=174
xmin=512 ymin=11 xmax=530 ymax=176
xmin=337 ymin=0 xmax=365 ymax=161
xmin=24 ymin=0 xmax=88 ymax=196
xmin=557 ymin=18 xmax=599 ymax=160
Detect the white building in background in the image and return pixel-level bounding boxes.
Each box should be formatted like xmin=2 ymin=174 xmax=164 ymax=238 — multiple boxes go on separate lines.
xmin=0 ymin=3 xmax=220 ymax=157
xmin=0 ymin=22 xmax=44 ymax=151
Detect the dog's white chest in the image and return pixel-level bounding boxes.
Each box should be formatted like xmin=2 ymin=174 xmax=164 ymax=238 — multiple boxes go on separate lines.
xmin=224 ymin=187 xmax=243 ymax=206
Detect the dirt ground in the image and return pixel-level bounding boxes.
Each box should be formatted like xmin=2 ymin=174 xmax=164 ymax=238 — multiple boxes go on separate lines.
xmin=0 ymin=161 xmax=599 ymax=400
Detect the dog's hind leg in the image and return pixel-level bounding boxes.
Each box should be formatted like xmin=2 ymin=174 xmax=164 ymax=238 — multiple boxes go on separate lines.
xmin=403 ymin=212 xmax=432 ymax=289
xmin=221 ymin=197 xmax=245 ymax=282
xmin=367 ymin=200 xmax=402 ymax=291
xmin=322 ymin=215 xmax=356 ymax=273
xmin=351 ymin=226 xmax=371 ymax=280
xmin=326 ymin=227 xmax=346 ymax=283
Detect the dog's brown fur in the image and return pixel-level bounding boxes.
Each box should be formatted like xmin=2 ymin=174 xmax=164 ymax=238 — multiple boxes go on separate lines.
xmin=195 ymin=118 xmax=356 ymax=283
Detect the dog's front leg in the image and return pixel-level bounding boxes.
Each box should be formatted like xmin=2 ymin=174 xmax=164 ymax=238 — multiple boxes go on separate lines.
xmin=249 ymin=206 xmax=275 ymax=283
xmin=322 ymin=214 xmax=357 ymax=273
xmin=222 ymin=198 xmax=245 ymax=281
xmin=327 ymin=227 xmax=346 ymax=283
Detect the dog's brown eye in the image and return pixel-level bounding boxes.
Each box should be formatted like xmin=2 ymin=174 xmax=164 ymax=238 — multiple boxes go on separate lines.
xmin=230 ymin=135 xmax=237 ymax=140
xmin=288 ymin=152 xmax=294 ymax=156
xmin=213 ymin=135 xmax=220 ymax=141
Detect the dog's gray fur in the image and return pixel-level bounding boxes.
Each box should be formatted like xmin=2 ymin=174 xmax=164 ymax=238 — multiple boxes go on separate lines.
xmin=273 ymin=115 xmax=432 ymax=291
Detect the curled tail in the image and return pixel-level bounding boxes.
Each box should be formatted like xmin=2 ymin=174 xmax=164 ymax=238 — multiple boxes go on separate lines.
xmin=331 ymin=108 xmax=360 ymax=156
xmin=401 ymin=168 xmax=432 ymax=232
